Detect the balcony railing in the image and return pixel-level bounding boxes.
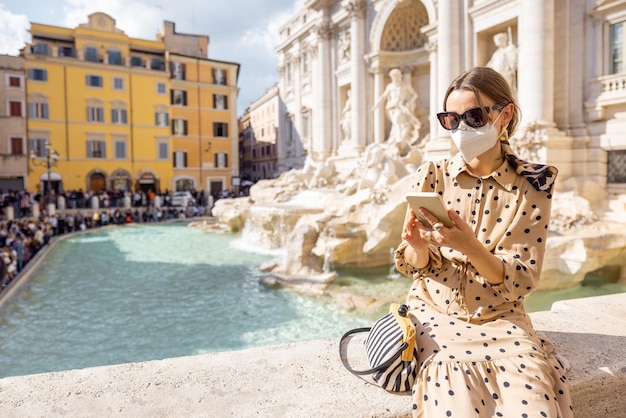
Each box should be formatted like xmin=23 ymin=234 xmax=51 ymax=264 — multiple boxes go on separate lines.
xmin=586 ymin=73 xmax=626 ymax=120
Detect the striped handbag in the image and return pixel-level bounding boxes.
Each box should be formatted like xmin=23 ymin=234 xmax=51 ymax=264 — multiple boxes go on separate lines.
xmin=339 ymin=303 xmax=419 ymax=392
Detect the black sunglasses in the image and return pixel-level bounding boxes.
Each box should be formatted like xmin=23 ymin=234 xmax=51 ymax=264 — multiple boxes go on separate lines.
xmin=437 ymin=104 xmax=506 ymax=131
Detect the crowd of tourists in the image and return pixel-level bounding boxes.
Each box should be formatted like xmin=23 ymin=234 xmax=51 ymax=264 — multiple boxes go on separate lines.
xmin=0 ymin=187 xmax=221 ymax=293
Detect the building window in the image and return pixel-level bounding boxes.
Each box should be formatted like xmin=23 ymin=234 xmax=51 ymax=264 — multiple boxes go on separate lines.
xmin=286 ymin=116 xmax=294 ymax=143
xmin=302 ymin=51 xmax=309 ymax=73
xmin=172 ymin=119 xmax=188 ymax=135
xmin=171 ymin=89 xmax=187 ymax=106
xmin=155 ymin=111 xmax=169 ymax=127
xmin=86 ymin=75 xmax=103 ymax=88
xmin=213 ymin=94 xmax=228 ymax=110
xmin=302 ymin=112 xmax=311 ymax=139
xmin=173 ymin=151 xmax=188 ymax=168
xmin=28 ymin=138 xmax=48 ymax=157
xmin=158 ymin=142 xmax=169 ymax=159
xmin=29 ymin=102 xmax=49 ymax=119
xmin=58 ymin=46 xmax=76 ymax=58
xmin=10 ymin=137 xmax=23 ymax=155
xmin=130 ymin=56 xmax=144 ymax=67
xmin=114 ymin=140 xmax=127 ymax=159
xmin=611 ymin=22 xmax=625 ymax=74
xmin=8 ymin=75 xmax=22 ymax=88
xmin=286 ymin=62 xmax=292 ymax=82
xmin=213 ymin=122 xmax=228 ymax=137
xmin=27 ymin=68 xmax=47 ymax=81
xmin=33 ymin=43 xmax=50 ymax=55
xmin=608 ymin=149 xmax=626 ymax=183
xmin=87 ymin=106 xmax=105 ymax=122
xmin=85 ymin=46 xmax=99 ymax=62
xmin=111 ymin=108 xmax=128 ymax=124
xmin=171 ymin=62 xmax=186 ymax=80
xmin=112 ymin=77 xmax=124 ymax=90
xmin=156 ymin=82 xmax=167 ymax=95
xmin=215 ymin=152 xmax=228 ymax=168
xmin=108 ymin=50 xmax=122 ymax=65
xmin=8 ymin=101 xmax=22 ymax=117
xmin=151 ymin=57 xmax=165 ymax=71
xmin=87 ymin=139 xmax=106 ymax=158
xmin=212 ymin=68 xmax=226 ymax=85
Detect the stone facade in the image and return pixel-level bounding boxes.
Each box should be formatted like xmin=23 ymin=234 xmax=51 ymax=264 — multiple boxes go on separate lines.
xmin=275 ymin=0 xmax=626 ymax=211
xmin=0 ymin=55 xmax=27 ymax=191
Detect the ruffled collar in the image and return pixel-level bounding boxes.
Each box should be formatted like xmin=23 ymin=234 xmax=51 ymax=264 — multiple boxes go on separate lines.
xmin=501 ymin=141 xmax=558 ymax=194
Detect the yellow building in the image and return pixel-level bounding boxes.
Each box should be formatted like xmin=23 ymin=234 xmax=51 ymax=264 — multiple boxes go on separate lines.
xmin=161 ymin=21 xmax=241 ymax=198
xmin=23 ymin=13 xmax=240 ymax=200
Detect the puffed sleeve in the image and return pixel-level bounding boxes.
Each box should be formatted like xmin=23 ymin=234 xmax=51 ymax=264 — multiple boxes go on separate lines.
xmin=394 ymin=239 xmax=444 ymax=279
xmin=491 ymin=185 xmax=554 ymax=301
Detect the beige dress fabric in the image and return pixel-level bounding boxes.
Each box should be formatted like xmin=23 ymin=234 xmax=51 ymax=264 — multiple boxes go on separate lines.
xmin=395 ymin=153 xmax=573 ymax=418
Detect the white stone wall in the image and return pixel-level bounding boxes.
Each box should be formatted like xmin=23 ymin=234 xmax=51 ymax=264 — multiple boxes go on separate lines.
xmin=274 ymin=0 xmax=626 ymax=208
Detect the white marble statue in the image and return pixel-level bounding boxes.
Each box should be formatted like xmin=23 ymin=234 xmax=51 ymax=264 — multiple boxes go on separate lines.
xmin=486 ymin=29 xmax=518 ymax=93
xmin=372 ymin=68 xmax=420 ymax=145
xmin=340 ymin=89 xmax=352 ymax=141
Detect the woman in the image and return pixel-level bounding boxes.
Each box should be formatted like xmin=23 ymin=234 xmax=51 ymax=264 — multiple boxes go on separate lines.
xmin=394 ymin=67 xmax=572 ymax=417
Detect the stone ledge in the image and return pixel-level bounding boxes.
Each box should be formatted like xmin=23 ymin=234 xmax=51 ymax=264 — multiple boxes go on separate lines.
xmin=0 ymin=293 xmax=624 ymax=417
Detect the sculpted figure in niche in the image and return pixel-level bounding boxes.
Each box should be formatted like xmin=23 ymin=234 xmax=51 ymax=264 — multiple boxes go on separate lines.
xmin=338 ymin=28 xmax=351 ymax=63
xmin=340 ymin=89 xmax=352 ymax=141
xmin=373 ymin=68 xmax=421 ymax=145
xmin=486 ymin=29 xmax=518 ymax=94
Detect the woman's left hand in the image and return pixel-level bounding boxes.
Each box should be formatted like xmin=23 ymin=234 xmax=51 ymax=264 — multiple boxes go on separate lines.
xmin=418 ymin=208 xmax=477 ymax=253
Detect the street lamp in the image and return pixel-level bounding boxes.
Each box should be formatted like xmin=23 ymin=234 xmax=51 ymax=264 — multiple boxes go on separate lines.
xmin=30 ymin=140 xmax=60 ymax=207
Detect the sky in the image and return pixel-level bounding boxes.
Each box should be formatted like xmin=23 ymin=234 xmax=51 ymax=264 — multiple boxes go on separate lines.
xmin=0 ymin=0 xmax=304 ymax=116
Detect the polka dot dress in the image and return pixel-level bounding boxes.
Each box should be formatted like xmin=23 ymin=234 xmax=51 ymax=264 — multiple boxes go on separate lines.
xmin=395 ymin=155 xmax=573 ymax=417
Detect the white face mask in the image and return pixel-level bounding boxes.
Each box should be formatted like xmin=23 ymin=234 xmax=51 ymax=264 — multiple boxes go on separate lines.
xmin=450 ymin=111 xmax=503 ymax=163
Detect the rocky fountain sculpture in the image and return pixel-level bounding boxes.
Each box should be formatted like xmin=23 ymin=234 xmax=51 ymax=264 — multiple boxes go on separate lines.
xmin=207 ymin=130 xmax=626 ymax=294
xmin=206 ymin=67 xmax=626 ymax=294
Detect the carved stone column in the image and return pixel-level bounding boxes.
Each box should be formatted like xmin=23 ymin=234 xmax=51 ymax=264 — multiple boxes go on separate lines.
xmin=428 ymin=0 xmax=462 ymax=157
xmin=518 ymin=0 xmax=555 ymax=127
xmin=517 ymin=0 xmax=573 ymax=180
xmin=371 ymin=64 xmax=385 ymax=144
xmin=348 ymin=0 xmax=367 ymax=154
xmin=315 ymin=17 xmax=333 ymax=159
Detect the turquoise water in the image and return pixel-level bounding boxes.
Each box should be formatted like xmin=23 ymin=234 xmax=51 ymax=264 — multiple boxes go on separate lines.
xmin=0 ymin=224 xmax=377 ymax=378
xmin=0 ymin=223 xmax=623 ymax=379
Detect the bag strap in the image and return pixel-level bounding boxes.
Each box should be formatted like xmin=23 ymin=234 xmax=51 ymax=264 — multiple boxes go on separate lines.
xmin=338 ymin=327 xmax=408 ymax=376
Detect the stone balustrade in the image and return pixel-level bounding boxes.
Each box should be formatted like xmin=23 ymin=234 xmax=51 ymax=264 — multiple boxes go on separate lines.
xmin=0 ymin=293 xmax=624 ymax=417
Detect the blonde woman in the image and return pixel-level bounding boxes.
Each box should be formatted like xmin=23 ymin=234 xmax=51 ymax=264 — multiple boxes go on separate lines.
xmin=395 ymin=67 xmax=572 ymax=417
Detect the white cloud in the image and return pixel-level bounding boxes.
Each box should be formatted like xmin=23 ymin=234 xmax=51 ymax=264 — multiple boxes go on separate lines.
xmin=0 ymin=0 xmax=305 ymax=114
xmin=0 ymin=6 xmax=29 ymax=55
